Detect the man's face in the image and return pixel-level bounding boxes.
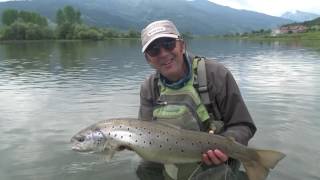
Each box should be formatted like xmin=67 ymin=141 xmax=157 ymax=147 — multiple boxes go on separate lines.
xmin=145 ymin=37 xmax=186 ymax=81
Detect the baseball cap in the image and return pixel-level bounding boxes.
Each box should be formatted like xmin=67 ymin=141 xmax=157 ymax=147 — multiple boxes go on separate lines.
xmin=141 ymin=20 xmax=180 ymax=53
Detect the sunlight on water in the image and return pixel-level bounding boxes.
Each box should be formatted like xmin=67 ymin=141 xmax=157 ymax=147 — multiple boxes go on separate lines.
xmin=0 ymin=39 xmax=319 ymax=180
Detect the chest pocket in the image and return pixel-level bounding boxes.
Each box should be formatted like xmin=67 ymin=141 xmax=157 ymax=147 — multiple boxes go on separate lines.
xmin=153 ymin=82 xmax=209 ymax=131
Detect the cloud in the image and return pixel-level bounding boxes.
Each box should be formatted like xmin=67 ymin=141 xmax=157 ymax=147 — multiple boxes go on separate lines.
xmin=209 ymin=0 xmax=320 ymax=16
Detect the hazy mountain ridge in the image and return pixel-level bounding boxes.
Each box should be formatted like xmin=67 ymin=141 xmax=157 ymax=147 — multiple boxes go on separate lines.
xmin=281 ymin=10 xmax=320 ymax=22
xmin=0 ymin=0 xmax=292 ymax=35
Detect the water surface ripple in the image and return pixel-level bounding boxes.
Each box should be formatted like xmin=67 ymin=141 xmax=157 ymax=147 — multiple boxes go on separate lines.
xmin=0 ymin=39 xmax=319 ymax=180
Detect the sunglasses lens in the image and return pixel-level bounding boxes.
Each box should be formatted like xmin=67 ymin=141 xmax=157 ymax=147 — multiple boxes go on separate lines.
xmin=146 ymin=46 xmax=160 ymax=57
xmin=146 ymin=38 xmax=177 ymax=57
xmin=163 ymin=39 xmax=176 ymax=51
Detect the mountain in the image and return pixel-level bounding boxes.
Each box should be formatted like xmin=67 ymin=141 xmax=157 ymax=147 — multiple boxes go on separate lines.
xmin=283 ymin=17 xmax=320 ymax=27
xmin=0 ymin=0 xmax=292 ymax=35
xmin=281 ymin=10 xmax=320 ymax=22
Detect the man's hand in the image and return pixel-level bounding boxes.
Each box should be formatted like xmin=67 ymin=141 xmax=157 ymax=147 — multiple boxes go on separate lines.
xmin=202 ymin=128 xmax=228 ymax=165
xmin=202 ymin=149 xmax=228 ymax=165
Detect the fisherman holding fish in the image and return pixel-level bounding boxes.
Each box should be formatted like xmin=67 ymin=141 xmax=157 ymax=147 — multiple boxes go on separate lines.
xmin=71 ymin=20 xmax=285 ymax=180
xmin=137 ymin=20 xmax=256 ymax=180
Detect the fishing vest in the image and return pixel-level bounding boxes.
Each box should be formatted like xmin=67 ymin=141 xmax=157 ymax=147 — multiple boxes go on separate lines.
xmin=152 ymin=57 xmax=225 ymax=180
xmin=152 ymin=58 xmax=210 ymax=131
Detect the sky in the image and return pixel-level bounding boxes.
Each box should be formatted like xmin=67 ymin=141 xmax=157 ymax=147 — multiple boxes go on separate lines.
xmin=208 ymin=0 xmax=320 ymax=16
xmin=0 ymin=0 xmax=320 ymax=17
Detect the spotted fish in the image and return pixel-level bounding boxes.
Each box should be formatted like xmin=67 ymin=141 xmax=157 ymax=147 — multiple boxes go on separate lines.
xmin=71 ymin=118 xmax=285 ymax=180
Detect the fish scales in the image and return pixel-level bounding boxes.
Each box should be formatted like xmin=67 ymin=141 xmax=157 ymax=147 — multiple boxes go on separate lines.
xmin=71 ymin=118 xmax=285 ymax=180
xmin=99 ymin=119 xmax=237 ymax=163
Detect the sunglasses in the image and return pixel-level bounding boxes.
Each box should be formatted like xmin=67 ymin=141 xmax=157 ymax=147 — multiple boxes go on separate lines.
xmin=145 ymin=38 xmax=178 ymax=57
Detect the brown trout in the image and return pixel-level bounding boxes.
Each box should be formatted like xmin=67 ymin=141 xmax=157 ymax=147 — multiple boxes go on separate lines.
xmin=71 ymin=118 xmax=285 ymax=180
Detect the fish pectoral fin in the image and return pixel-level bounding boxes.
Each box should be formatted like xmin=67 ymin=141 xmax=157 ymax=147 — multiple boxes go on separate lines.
xmin=104 ymin=148 xmax=116 ymax=161
xmin=164 ymin=164 xmax=178 ymax=180
xmin=103 ymin=143 xmax=121 ymax=161
xmin=104 ymin=145 xmax=132 ymax=161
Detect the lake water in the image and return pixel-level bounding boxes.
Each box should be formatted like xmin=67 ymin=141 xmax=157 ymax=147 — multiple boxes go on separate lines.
xmin=0 ymin=39 xmax=319 ymax=180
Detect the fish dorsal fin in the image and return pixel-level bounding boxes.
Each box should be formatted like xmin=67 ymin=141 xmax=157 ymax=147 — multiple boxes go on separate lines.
xmin=157 ymin=121 xmax=181 ymax=130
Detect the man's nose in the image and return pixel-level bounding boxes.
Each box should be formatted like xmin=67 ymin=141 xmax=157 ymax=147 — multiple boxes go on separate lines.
xmin=157 ymin=46 xmax=171 ymax=57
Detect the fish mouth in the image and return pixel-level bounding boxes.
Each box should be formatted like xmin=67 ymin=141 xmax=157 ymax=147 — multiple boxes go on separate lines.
xmin=71 ymin=145 xmax=81 ymax=151
xmin=70 ymin=137 xmax=88 ymax=152
xmin=71 ymin=144 xmax=92 ymax=152
xmin=71 ymin=141 xmax=82 ymax=152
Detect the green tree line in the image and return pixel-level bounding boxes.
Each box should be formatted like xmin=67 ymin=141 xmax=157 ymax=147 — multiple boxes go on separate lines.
xmin=0 ymin=6 xmax=140 ymax=40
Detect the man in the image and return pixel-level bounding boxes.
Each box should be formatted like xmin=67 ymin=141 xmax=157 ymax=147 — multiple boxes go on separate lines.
xmin=137 ymin=20 xmax=256 ymax=180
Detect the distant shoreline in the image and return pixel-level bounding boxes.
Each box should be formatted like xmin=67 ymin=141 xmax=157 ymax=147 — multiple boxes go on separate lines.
xmin=0 ymin=37 xmax=140 ymax=43
xmin=1 ymin=31 xmax=320 ymax=42
xmin=200 ymin=31 xmax=320 ymax=41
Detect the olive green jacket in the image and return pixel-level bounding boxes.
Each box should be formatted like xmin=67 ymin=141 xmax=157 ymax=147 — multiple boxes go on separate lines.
xmin=138 ymin=55 xmax=256 ymax=145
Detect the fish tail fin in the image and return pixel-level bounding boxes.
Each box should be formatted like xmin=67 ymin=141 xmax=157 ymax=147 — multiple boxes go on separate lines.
xmin=242 ymin=149 xmax=285 ymax=180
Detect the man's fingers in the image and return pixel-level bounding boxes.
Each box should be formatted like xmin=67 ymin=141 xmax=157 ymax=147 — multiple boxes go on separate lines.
xmin=202 ymin=149 xmax=229 ymax=165
xmin=202 ymin=153 xmax=212 ymax=165
xmin=214 ymin=149 xmax=228 ymax=162
xmin=207 ymin=150 xmax=221 ymax=165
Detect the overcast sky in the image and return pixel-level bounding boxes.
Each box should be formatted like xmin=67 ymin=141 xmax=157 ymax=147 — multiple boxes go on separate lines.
xmin=209 ymin=0 xmax=320 ymax=16
xmin=0 ymin=0 xmax=320 ymax=17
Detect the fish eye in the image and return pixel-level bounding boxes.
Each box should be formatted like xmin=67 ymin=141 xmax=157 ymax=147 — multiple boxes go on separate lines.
xmin=77 ymin=136 xmax=85 ymax=142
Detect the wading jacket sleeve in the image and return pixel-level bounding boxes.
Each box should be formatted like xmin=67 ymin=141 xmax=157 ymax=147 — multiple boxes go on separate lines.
xmin=138 ymin=59 xmax=256 ymax=145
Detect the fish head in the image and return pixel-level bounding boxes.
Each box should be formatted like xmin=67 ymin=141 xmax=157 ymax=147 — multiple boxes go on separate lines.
xmin=71 ymin=127 xmax=107 ymax=153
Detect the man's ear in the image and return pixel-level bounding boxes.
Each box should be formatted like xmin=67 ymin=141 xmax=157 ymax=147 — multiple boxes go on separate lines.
xmin=144 ymin=53 xmax=151 ymax=63
xmin=181 ymin=40 xmax=186 ymax=54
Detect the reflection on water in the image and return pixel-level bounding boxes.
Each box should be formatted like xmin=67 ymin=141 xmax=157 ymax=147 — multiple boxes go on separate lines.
xmin=0 ymin=39 xmax=319 ymax=180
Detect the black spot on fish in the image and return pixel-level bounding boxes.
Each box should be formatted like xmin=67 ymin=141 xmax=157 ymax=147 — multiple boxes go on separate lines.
xmin=108 ymin=132 xmax=111 ymax=136
xmin=181 ymin=138 xmax=184 ymax=141
xmin=176 ymin=141 xmax=178 ymax=144
xmin=120 ymin=126 xmax=122 ymax=128
xmin=157 ymin=135 xmax=159 ymax=138
xmin=139 ymin=133 xmax=142 ymax=136
xmin=148 ymin=132 xmax=151 ymax=134
xmin=199 ymin=141 xmax=202 ymax=144
xmin=169 ymin=148 xmax=172 ymax=151
xmin=135 ymin=140 xmax=138 ymax=142
xmin=166 ymin=138 xmax=169 ymax=142
xmin=114 ymin=134 xmax=117 ymax=137
xmin=112 ymin=126 xmax=114 ymax=128
xmin=127 ymin=128 xmax=130 ymax=130
xmin=121 ymin=136 xmax=123 ymax=139
xmin=160 ymin=145 xmax=162 ymax=148
xmin=191 ymin=142 xmax=194 ymax=146
xmin=149 ymin=142 xmax=152 ymax=145
xmin=207 ymin=141 xmax=210 ymax=144
xmin=181 ymin=149 xmax=184 ymax=153
xmin=144 ymin=141 xmax=146 ymax=144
